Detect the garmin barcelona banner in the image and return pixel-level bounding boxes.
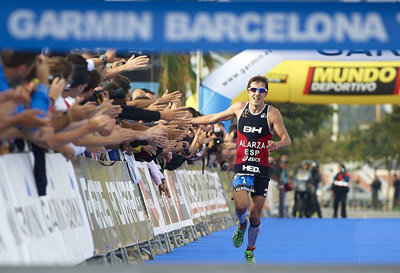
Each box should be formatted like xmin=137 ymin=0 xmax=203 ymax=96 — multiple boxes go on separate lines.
xmin=1 ymin=1 xmax=400 ymax=50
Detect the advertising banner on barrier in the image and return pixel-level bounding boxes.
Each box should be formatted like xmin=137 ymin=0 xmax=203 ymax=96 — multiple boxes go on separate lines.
xmin=189 ymin=167 xmax=214 ymax=217
xmin=133 ymin=161 xmax=168 ymax=236
xmin=76 ymin=157 xmax=152 ymax=255
xmin=217 ymin=170 xmax=235 ymax=213
xmin=206 ymin=171 xmax=230 ymax=215
xmin=73 ymin=158 xmax=119 ymax=255
xmin=174 ymin=169 xmax=202 ymax=224
xmin=176 ymin=166 xmax=231 ymax=222
xmin=1 ymin=1 xmax=400 ymax=51
xmin=44 ymin=154 xmax=94 ymax=263
xmin=0 ymin=153 xmax=55 ymax=265
xmin=191 ymin=168 xmax=230 ymax=216
xmin=0 ymin=175 xmax=21 ymax=265
xmin=0 ymin=153 xmax=93 ymax=265
xmin=135 ymin=161 xmax=183 ymax=232
xmin=164 ymin=170 xmax=194 ymax=228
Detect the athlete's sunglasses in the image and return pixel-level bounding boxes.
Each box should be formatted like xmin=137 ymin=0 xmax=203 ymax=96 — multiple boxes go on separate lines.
xmin=248 ymin=87 xmax=268 ymax=94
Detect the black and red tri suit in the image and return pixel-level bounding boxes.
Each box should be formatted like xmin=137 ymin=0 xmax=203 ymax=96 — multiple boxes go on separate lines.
xmin=234 ymin=102 xmax=273 ymax=178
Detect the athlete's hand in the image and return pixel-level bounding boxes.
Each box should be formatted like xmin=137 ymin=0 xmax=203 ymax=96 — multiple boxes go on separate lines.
xmin=267 ymin=140 xmax=279 ymax=152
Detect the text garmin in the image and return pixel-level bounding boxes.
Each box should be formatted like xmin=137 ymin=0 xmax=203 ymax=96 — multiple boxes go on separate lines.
xmin=235 ymin=186 xmax=255 ymax=193
xmin=304 ymin=66 xmax=400 ymax=95
xmin=7 ymin=9 xmax=152 ymax=41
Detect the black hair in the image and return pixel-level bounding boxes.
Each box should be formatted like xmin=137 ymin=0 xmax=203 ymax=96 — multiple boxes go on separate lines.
xmin=69 ymin=64 xmax=91 ymax=89
xmin=103 ymin=82 xmax=121 ymax=92
xmin=247 ymin=75 xmax=269 ymax=90
xmin=66 ymin=53 xmax=88 ymax=68
xmin=83 ymin=70 xmax=101 ymax=92
xmin=109 ymin=88 xmax=127 ymax=100
xmin=109 ymin=87 xmax=128 ymax=106
xmin=0 ymin=50 xmax=38 ymax=67
xmin=142 ymin=88 xmax=155 ymax=95
xmin=112 ymin=74 xmax=130 ymax=92
xmin=134 ymin=96 xmax=150 ymax=100
xmin=186 ymin=107 xmax=199 ymax=118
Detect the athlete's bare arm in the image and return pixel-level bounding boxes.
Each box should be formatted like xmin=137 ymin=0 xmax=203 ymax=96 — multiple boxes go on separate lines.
xmin=191 ymin=102 xmax=246 ymax=125
xmin=266 ymin=106 xmax=291 ymax=152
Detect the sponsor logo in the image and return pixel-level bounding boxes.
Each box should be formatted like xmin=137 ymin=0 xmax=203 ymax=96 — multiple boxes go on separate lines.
xmin=242 ymin=165 xmax=259 ymax=173
xmin=242 ymin=156 xmax=261 ymax=162
xmin=242 ymin=108 xmax=249 ymax=118
xmin=243 ymin=126 xmax=263 ymax=133
xmin=266 ymin=72 xmax=288 ymax=83
xmin=234 ymin=185 xmax=255 ymax=193
xmin=260 ymin=113 xmax=267 ymax=118
xmin=304 ymin=66 xmax=400 ymax=95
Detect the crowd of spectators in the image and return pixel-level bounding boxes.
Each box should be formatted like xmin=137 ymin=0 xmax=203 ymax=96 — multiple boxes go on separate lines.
xmin=0 ymin=49 xmax=239 ymax=197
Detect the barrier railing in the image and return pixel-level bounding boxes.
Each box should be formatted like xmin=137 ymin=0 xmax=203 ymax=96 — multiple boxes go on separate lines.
xmin=0 ymin=153 xmax=235 ymax=265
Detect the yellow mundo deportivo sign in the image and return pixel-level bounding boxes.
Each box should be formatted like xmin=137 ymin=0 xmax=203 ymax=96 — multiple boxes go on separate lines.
xmin=232 ymin=60 xmax=400 ymax=104
xmin=305 ymin=66 xmax=399 ymax=95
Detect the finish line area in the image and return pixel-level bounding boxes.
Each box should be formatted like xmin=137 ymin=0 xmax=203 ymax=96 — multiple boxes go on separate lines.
xmin=145 ymin=217 xmax=400 ymax=265
xmin=2 ymin=217 xmax=400 ymax=273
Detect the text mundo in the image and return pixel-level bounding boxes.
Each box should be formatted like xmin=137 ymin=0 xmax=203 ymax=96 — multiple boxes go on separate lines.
xmin=7 ymin=9 xmax=389 ymax=44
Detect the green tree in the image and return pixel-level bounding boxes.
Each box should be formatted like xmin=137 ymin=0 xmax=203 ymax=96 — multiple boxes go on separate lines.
xmin=272 ymin=103 xmax=333 ymax=141
xmin=343 ymin=108 xmax=398 ymax=170
xmin=383 ymin=105 xmax=400 ymax=169
xmin=158 ymin=52 xmax=216 ymax=103
xmin=288 ymin=127 xmax=342 ymax=166
xmin=270 ymin=103 xmax=334 ymax=167
xmin=159 ymin=54 xmax=193 ymax=102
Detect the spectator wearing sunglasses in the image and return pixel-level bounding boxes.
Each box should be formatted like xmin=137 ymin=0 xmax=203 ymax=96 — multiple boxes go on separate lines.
xmin=191 ymin=75 xmax=291 ymax=265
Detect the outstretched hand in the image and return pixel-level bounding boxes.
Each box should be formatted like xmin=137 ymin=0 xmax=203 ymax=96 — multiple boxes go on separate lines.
xmin=123 ymin=55 xmax=149 ymax=71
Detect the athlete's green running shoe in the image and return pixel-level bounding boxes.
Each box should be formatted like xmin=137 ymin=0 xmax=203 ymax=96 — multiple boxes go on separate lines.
xmin=244 ymin=249 xmax=256 ymax=265
xmin=232 ymin=226 xmax=245 ymax=248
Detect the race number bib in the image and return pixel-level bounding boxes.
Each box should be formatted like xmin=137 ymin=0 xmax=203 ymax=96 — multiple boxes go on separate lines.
xmin=233 ymin=175 xmax=255 ymax=192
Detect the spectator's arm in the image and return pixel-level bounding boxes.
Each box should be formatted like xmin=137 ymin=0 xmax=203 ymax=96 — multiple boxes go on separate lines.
xmin=119 ymin=105 xmax=161 ymax=121
xmin=0 ymin=127 xmax=23 ymax=139
xmin=104 ymin=54 xmax=149 ymax=80
xmin=1 ymin=109 xmax=48 ymax=130
xmin=187 ymin=128 xmax=202 ymax=158
xmin=120 ymin=120 xmax=152 ymax=131
xmin=47 ymin=115 xmax=109 ymax=149
xmin=192 ymin=102 xmax=244 ymax=125
xmin=50 ymin=111 xmax=73 ymax=132
xmin=126 ymin=98 xmax=153 ymax=108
